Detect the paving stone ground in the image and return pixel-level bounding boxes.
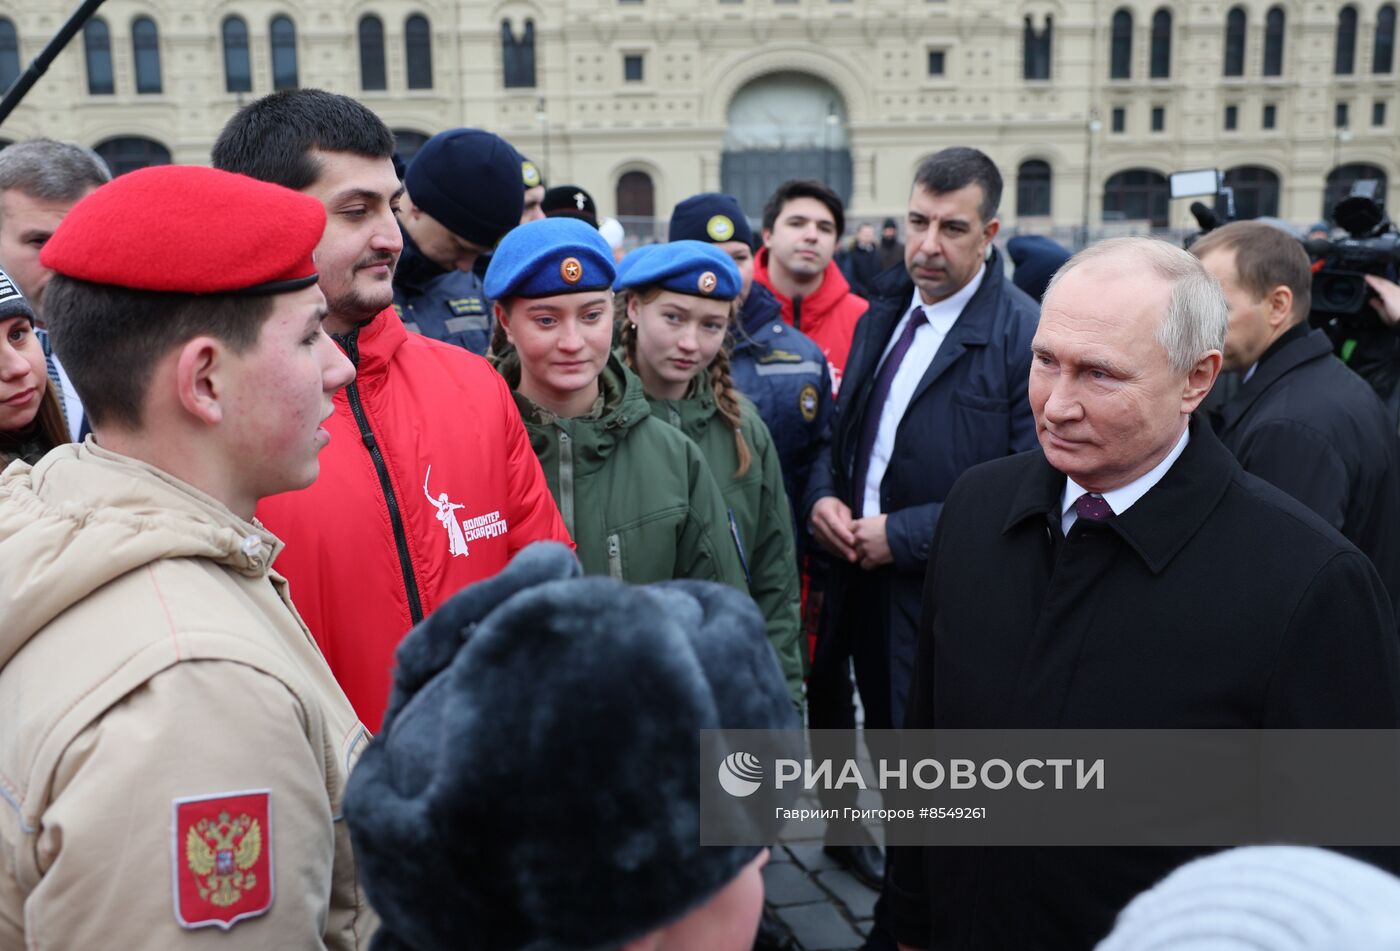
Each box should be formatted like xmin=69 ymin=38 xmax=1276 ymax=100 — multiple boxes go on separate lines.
xmin=760 ymin=789 xmax=884 ymax=951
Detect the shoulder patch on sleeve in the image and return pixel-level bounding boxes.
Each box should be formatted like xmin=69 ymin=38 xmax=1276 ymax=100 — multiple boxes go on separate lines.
xmin=172 ymin=789 xmax=274 ymax=931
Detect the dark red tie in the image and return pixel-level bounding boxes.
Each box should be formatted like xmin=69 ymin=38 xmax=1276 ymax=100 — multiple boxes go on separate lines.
xmin=1074 ymin=492 xmax=1114 ymax=521
xmin=852 ymin=307 xmax=927 ymax=516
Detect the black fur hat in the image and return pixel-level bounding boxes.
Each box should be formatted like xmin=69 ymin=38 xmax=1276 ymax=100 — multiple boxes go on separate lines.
xmin=344 ymin=542 xmax=798 ymax=950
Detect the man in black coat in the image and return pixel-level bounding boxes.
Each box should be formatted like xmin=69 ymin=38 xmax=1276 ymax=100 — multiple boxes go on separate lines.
xmin=884 ymin=237 xmax=1400 ymax=951
xmin=1193 ymin=221 xmax=1400 ymax=609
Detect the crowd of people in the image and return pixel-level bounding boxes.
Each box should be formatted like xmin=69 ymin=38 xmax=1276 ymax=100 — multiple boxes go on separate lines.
xmin=2 ymin=84 xmax=1400 ymax=951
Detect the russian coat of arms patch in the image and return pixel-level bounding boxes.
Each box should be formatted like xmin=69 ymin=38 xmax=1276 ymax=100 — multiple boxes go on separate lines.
xmin=172 ymin=790 xmax=273 ymax=930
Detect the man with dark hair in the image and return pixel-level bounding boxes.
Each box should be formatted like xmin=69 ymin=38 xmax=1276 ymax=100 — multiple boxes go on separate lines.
xmin=0 ymin=138 xmax=112 ymax=437
xmin=878 ymin=217 xmax=904 ymax=272
xmin=213 ymin=90 xmax=570 ymax=730
xmin=391 ymin=127 xmax=524 ymax=353
xmin=0 ymin=165 xmax=373 ymax=947
xmin=754 ymin=179 xmax=868 ymax=393
xmin=1193 ymin=220 xmax=1400 ymax=605
xmin=805 ymin=148 xmax=1037 ymax=892
xmin=840 ymin=223 xmax=883 ymax=300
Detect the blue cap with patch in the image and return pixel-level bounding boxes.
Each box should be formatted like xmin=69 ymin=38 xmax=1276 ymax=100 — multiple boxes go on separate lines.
xmin=614 ymin=240 xmax=743 ymax=301
xmin=483 ymin=217 xmax=616 ymax=300
xmin=668 ymin=193 xmax=754 ymax=248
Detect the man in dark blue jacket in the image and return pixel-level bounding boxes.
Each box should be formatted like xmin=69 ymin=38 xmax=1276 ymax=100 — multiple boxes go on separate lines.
xmin=393 ymin=129 xmax=523 ymax=355
xmin=807 ymin=147 xmax=1039 ymax=736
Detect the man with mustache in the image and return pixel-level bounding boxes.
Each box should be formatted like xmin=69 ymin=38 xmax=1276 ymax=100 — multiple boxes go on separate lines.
xmin=805 ymin=149 xmax=1039 ymax=943
xmin=212 ymin=91 xmax=570 ymax=730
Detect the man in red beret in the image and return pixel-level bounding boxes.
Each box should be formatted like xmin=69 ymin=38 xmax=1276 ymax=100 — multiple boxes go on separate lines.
xmin=0 ymin=165 xmax=374 ymax=947
xmin=212 ymin=90 xmax=572 ymax=730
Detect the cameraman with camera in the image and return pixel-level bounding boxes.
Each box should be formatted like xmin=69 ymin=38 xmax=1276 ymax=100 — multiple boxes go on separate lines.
xmin=1194 ymin=221 xmax=1400 ymax=609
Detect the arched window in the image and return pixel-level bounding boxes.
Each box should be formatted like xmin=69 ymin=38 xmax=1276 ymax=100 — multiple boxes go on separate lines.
xmin=392 ymin=129 xmax=430 ymax=165
xmin=501 ymin=18 xmax=537 ymax=88
xmin=1335 ymin=6 xmax=1357 ymax=75
xmin=1017 ymin=160 xmax=1052 ymax=217
xmin=1324 ymin=163 xmax=1387 ymax=220
xmin=1223 ymin=6 xmax=1246 ymax=77
xmin=616 ymin=170 xmax=655 ymax=218
xmin=405 ymin=14 xmax=432 ymax=89
xmin=222 ymin=16 xmax=251 ymax=93
xmin=132 ymin=17 xmax=161 ymax=94
xmin=1150 ymin=9 xmax=1172 ymax=79
xmin=1263 ymin=7 xmax=1285 ymax=77
xmin=1223 ymin=166 xmax=1281 ymax=219
xmin=358 ymin=15 xmax=386 ymax=90
xmin=94 ymin=136 xmax=171 ymax=176
xmin=1023 ymin=15 xmax=1053 ymax=80
xmin=1110 ymin=9 xmax=1132 ymax=80
xmin=84 ymin=18 xmax=113 ymax=95
xmin=270 ymin=15 xmax=298 ymax=91
xmin=1376 ymin=5 xmax=1396 ymax=74
xmin=1102 ymin=169 xmax=1169 ymax=228
xmin=0 ymin=19 xmax=19 ymax=93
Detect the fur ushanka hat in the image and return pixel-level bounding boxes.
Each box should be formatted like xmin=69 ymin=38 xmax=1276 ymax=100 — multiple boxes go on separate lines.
xmin=343 ymin=542 xmax=798 ymax=950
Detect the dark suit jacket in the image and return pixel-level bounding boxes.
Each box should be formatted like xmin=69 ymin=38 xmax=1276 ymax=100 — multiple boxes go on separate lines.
xmin=885 ymin=416 xmax=1400 ymax=950
xmin=1215 ymin=326 xmax=1400 ymax=609
xmin=806 ymin=248 xmax=1039 ymax=726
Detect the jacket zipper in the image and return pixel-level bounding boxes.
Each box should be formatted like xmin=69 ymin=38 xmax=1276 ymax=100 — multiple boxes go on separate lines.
xmin=607 ymin=533 xmax=623 ymax=579
xmin=336 ymin=331 xmax=425 ymax=625
xmin=558 ymin=428 xmax=575 ymax=537
xmin=792 ymin=295 xmax=803 ymax=332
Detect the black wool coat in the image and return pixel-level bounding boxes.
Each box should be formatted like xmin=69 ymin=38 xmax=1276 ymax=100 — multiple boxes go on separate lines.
xmin=885 ymin=416 xmax=1400 ymax=951
xmin=1215 ymin=326 xmax=1400 ymax=611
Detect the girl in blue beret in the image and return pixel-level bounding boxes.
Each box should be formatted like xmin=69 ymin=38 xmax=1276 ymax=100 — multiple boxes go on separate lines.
xmin=616 ymin=241 xmax=805 ymax=705
xmin=483 ymin=218 xmax=748 ymax=590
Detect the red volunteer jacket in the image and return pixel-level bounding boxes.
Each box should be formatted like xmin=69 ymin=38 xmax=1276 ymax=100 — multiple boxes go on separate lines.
xmin=753 ymin=248 xmax=868 ymax=395
xmin=258 ymin=309 xmax=571 ymax=728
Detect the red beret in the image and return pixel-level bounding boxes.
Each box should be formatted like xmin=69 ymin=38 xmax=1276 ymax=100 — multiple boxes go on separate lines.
xmin=40 ymin=165 xmax=325 ymax=296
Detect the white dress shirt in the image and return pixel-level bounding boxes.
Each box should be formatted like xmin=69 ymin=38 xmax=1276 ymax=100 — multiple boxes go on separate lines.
xmin=52 ymin=355 xmax=84 ymax=441
xmin=862 ymin=264 xmax=986 ymax=517
xmin=1059 ymin=426 xmax=1190 ymax=536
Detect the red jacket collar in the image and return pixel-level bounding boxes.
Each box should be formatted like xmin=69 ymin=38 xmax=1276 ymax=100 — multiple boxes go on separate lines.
xmin=753 ymin=247 xmax=864 ymax=324
xmin=338 ymin=306 xmax=407 ymax=384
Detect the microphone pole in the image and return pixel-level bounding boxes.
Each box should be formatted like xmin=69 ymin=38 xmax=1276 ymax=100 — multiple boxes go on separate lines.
xmin=0 ymin=0 xmax=109 ymax=130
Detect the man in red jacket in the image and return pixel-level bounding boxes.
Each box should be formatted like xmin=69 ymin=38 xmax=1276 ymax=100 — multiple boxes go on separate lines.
xmin=753 ymin=179 xmax=869 ymax=395
xmin=213 ymin=90 xmax=571 ymax=730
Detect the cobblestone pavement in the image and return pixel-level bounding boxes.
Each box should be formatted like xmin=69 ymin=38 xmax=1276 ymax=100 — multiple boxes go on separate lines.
xmin=759 ymin=793 xmax=885 ymax=951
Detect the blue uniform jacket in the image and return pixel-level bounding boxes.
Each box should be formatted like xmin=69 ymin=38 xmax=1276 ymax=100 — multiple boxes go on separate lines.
xmin=392 ymin=226 xmax=494 ymax=355
xmin=730 ymin=281 xmax=834 ymax=523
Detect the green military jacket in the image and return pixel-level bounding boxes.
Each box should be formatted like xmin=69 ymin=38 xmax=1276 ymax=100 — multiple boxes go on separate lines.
xmin=503 ymin=353 xmax=748 ymax=591
xmin=645 ymin=373 xmax=805 ymax=705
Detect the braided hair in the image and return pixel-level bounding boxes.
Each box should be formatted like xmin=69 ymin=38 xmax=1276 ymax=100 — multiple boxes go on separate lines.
xmin=619 ymin=285 xmax=752 ymax=478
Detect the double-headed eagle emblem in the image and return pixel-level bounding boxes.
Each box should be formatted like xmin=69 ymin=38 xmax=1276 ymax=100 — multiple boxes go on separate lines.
xmin=186 ymin=810 xmax=262 ymax=908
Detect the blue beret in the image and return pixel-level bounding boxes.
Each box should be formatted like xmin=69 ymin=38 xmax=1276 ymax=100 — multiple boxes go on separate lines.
xmin=483 ymin=217 xmax=616 ymax=300
xmin=668 ymin=192 xmax=754 ymax=247
xmin=614 ymin=240 xmax=743 ymax=301
xmin=405 ymin=128 xmax=524 ymax=250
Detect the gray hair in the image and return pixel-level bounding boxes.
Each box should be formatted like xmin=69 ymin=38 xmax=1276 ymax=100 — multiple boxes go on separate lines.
xmin=1043 ymin=236 xmax=1227 ymax=375
xmin=0 ymin=138 xmax=112 ymax=209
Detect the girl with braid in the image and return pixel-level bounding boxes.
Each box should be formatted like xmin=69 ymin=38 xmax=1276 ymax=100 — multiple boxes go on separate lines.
xmin=617 ymin=241 xmax=805 ymax=705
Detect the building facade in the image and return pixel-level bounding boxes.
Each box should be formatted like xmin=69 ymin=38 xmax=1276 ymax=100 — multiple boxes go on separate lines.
xmin=0 ymin=0 xmax=1395 ymax=235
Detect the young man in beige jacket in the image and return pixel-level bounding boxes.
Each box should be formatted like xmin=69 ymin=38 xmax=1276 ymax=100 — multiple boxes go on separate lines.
xmin=0 ymin=165 xmax=374 ymax=947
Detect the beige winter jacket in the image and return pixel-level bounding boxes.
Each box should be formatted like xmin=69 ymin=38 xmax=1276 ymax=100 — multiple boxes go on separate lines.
xmin=0 ymin=441 xmax=375 ymax=949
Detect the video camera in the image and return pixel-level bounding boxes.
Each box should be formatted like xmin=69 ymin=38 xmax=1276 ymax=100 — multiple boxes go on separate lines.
xmin=1303 ymin=180 xmax=1400 ymax=327
xmin=1172 ymin=168 xmax=1400 ymax=332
